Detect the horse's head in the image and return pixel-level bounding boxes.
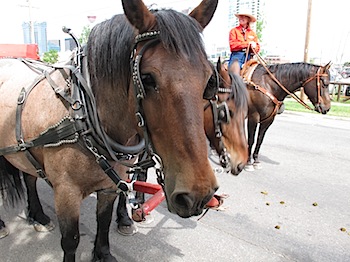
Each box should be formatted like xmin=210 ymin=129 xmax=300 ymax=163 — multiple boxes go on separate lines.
xmin=302 ymin=61 xmax=332 ymax=114
xmin=122 ymin=0 xmax=219 ymax=218
xmin=204 ymin=58 xmax=249 ymax=175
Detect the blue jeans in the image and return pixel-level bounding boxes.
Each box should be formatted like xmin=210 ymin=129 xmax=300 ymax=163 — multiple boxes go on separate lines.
xmin=228 ymin=51 xmax=251 ymax=69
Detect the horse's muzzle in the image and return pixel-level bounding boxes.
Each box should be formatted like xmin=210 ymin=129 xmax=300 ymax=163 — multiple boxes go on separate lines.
xmin=168 ymin=189 xmax=217 ymax=218
xmin=230 ymin=162 xmax=245 ymax=176
xmin=315 ymin=104 xmax=330 ymax=114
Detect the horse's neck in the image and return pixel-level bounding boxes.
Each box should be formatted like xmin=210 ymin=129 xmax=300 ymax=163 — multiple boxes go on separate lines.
xmin=97 ymin=86 xmax=137 ymax=142
xmin=268 ymin=64 xmax=311 ymax=100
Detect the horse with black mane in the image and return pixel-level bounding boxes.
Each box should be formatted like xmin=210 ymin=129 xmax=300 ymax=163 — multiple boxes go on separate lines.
xmin=114 ymin=57 xmax=249 ymax=235
xmin=0 ymin=0 xmax=219 ymax=261
xmin=242 ymin=61 xmax=331 ymax=170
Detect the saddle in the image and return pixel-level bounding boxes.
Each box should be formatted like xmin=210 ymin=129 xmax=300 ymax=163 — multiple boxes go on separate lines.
xmin=240 ymin=59 xmax=284 ymax=119
xmin=241 ymin=59 xmax=259 ymax=83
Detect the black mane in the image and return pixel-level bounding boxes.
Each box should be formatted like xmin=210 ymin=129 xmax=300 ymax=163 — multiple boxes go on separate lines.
xmin=266 ymin=62 xmax=319 ymax=83
xmin=87 ymin=9 xmax=208 ymax=91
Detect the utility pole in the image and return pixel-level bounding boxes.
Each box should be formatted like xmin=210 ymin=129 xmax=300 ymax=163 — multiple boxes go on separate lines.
xmin=19 ymin=0 xmax=36 ymax=44
xmin=301 ymin=0 xmax=312 ymax=101
xmin=27 ymin=0 xmax=35 ymax=44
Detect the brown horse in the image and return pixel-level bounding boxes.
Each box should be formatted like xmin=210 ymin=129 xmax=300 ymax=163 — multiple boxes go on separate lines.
xmin=113 ymin=58 xmax=249 ymax=235
xmin=244 ymin=61 xmax=331 ymax=171
xmin=204 ymin=58 xmax=249 ymax=175
xmin=0 ymin=0 xmax=219 ymax=261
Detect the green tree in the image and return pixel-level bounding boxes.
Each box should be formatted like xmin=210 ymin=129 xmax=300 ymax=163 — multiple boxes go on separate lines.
xmin=79 ymin=25 xmax=91 ymax=45
xmin=256 ymin=16 xmax=266 ymax=57
xmin=42 ymin=49 xmax=59 ymax=64
xmin=344 ymin=62 xmax=350 ymax=67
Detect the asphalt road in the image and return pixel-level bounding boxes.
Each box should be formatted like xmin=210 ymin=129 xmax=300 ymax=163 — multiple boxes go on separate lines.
xmin=1 ymin=111 xmax=350 ymax=262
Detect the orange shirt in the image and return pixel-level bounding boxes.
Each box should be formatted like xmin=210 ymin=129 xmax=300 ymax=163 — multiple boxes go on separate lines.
xmin=229 ymin=25 xmax=260 ymax=53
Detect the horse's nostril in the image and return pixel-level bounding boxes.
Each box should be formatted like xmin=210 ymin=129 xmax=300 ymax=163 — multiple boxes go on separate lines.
xmin=237 ymin=163 xmax=245 ymax=173
xmin=174 ymin=193 xmax=193 ymax=210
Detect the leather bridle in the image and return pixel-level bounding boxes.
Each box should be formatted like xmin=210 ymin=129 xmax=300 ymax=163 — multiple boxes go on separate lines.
xmin=301 ymin=66 xmax=329 ymax=109
xmin=205 ymin=73 xmax=232 ymax=171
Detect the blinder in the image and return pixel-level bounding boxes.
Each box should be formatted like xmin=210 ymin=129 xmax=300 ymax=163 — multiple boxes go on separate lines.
xmin=203 ymin=65 xmax=219 ymax=100
xmin=217 ymin=101 xmax=230 ymax=124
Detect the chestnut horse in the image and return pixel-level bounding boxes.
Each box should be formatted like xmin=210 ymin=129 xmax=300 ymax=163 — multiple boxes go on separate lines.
xmin=244 ymin=62 xmax=331 ymax=171
xmin=204 ymin=58 xmax=249 ymax=175
xmin=0 ymin=0 xmax=219 ymax=261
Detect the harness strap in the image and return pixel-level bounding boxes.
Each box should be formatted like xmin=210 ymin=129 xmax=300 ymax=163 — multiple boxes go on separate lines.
xmin=0 ymin=116 xmax=79 ymax=155
xmin=24 ymin=150 xmax=53 ymax=187
xmin=97 ymin=156 xmax=129 ymax=192
xmin=43 ymin=70 xmax=76 ymax=105
xmin=246 ymin=80 xmax=282 ymax=123
xmin=15 ymin=75 xmax=46 ymax=142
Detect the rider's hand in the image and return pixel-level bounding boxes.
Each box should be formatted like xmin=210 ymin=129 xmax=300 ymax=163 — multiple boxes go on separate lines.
xmin=249 ymin=41 xmax=257 ymax=49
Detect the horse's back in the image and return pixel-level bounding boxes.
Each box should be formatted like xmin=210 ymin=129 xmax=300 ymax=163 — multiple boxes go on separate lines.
xmin=0 ymin=59 xmax=69 ymax=150
xmin=0 ymin=59 xmax=37 ymax=100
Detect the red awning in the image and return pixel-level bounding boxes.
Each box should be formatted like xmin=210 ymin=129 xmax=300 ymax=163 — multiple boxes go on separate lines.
xmin=0 ymin=44 xmax=40 ymax=60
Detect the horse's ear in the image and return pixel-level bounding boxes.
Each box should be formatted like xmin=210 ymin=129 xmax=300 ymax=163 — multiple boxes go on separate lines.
xmin=189 ymin=0 xmax=218 ymax=30
xmin=324 ymin=61 xmax=332 ymax=71
xmin=122 ymin=0 xmax=156 ymax=33
xmin=216 ymin=57 xmax=222 ymax=74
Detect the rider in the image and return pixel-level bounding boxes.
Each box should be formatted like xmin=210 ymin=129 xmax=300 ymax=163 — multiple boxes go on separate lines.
xmin=228 ymin=11 xmax=284 ymax=114
xmin=228 ymin=10 xmax=260 ymax=69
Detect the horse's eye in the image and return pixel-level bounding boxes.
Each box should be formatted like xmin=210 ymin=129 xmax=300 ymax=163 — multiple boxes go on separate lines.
xmin=229 ymin=110 xmax=234 ymax=118
xmin=141 ymin=74 xmax=157 ymax=91
xmin=321 ymin=78 xmax=329 ymax=87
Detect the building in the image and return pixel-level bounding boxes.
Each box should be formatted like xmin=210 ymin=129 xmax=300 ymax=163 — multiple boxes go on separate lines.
xmin=22 ymin=21 xmax=48 ymax=55
xmin=47 ymin=40 xmax=61 ymax=52
xmin=264 ymin=55 xmax=290 ymax=64
xmin=228 ymin=0 xmax=263 ymax=30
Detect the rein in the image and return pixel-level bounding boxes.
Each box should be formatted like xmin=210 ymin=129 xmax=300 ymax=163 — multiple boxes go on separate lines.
xmin=251 ymin=50 xmax=313 ymax=111
xmin=248 ymin=49 xmax=328 ymax=112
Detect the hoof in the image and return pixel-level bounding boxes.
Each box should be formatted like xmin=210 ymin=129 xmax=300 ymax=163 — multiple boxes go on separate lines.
xmin=134 ymin=214 xmax=155 ymax=228
xmin=34 ymin=221 xmax=55 ymax=232
xmin=244 ymin=163 xmax=254 ymax=172
xmin=0 ymin=226 xmax=9 ymax=239
xmin=253 ymin=162 xmax=262 ymax=170
xmin=117 ymin=224 xmax=138 ymax=236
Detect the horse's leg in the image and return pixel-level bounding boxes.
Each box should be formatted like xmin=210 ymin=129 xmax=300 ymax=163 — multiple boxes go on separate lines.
xmin=116 ymin=169 xmax=150 ymax=234
xmin=55 ymin=187 xmax=82 ymax=262
xmin=23 ymin=173 xmax=55 ymax=232
xmin=115 ymin=160 xmax=138 ymax=236
xmin=134 ymin=170 xmax=147 ymax=205
xmin=252 ymin=117 xmax=275 ymax=169
xmin=93 ymin=191 xmax=117 ymax=262
xmin=115 ymin=192 xmax=137 ymax=236
xmin=245 ymin=116 xmax=258 ymax=171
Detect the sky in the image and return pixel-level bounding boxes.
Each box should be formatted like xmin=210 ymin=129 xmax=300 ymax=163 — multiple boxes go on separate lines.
xmin=1 ymin=0 xmax=350 ymax=65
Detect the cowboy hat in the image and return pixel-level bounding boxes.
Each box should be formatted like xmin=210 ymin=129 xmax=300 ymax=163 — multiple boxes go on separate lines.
xmin=235 ymin=12 xmax=256 ymax=22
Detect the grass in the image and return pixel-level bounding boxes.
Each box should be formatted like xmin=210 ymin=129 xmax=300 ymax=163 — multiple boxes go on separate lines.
xmin=284 ymin=98 xmax=350 ymax=118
